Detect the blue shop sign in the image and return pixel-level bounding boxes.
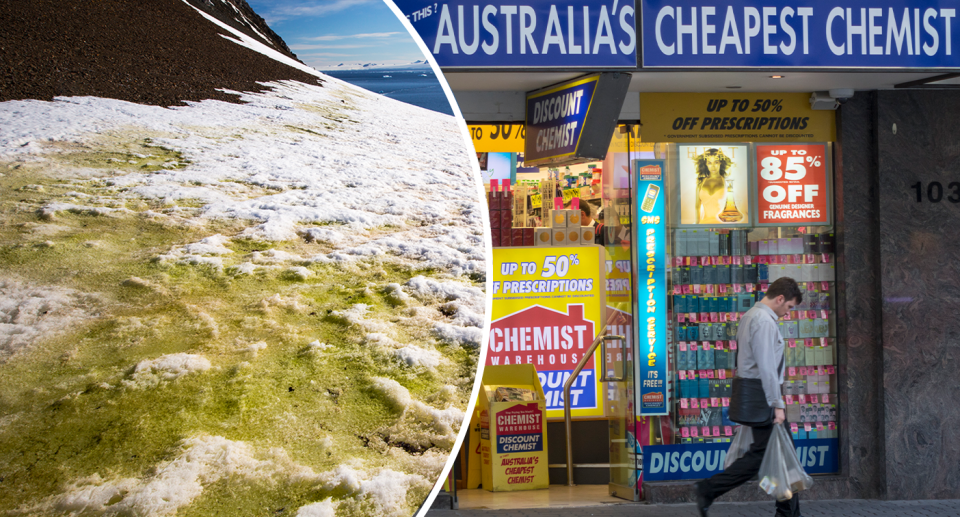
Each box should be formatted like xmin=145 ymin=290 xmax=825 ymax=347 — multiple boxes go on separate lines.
xmin=537 ymin=370 xmax=597 ymax=410
xmin=642 ymin=438 xmax=839 ymax=481
xmin=394 ymin=0 xmax=637 ymax=68
xmin=524 ymin=76 xmax=597 ymax=162
xmin=635 ymin=160 xmax=668 ymax=416
xmin=642 ymin=0 xmax=960 ymax=68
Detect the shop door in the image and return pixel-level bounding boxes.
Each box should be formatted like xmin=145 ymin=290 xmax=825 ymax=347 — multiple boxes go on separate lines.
xmin=605 ymin=327 xmax=639 ymax=500
xmin=603 ymin=193 xmax=641 ymax=501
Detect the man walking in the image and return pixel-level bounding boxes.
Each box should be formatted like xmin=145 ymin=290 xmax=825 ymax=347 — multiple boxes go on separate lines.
xmin=694 ymin=277 xmax=803 ymax=517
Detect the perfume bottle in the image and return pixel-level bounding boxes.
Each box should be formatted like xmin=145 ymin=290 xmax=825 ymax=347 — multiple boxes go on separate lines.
xmin=718 ymin=179 xmax=744 ymax=223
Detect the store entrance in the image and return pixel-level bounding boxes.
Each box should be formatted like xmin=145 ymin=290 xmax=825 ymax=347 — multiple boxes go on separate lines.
xmin=468 ymin=97 xmax=842 ymax=506
xmin=460 ymin=125 xmax=647 ymax=508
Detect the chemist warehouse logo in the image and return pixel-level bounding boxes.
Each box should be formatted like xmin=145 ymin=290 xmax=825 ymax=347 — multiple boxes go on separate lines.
xmin=640 ymin=164 xmax=662 ymax=181
xmin=496 ymin=403 xmax=544 ymax=454
xmin=487 ymin=304 xmax=595 ymax=371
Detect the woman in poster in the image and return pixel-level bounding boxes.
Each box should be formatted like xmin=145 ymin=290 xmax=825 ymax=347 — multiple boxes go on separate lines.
xmin=694 ymin=148 xmax=734 ymax=224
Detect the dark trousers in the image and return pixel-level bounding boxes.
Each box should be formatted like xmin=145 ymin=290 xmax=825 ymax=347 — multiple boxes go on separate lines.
xmin=697 ymin=423 xmax=800 ymax=517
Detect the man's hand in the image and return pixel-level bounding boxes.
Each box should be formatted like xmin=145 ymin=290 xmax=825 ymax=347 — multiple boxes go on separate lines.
xmin=774 ymin=407 xmax=785 ymax=425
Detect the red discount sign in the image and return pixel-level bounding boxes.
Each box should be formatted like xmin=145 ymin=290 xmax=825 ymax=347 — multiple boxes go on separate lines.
xmin=755 ymin=144 xmax=829 ymax=225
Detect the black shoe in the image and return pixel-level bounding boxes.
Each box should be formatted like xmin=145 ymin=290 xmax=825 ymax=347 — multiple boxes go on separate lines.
xmin=693 ymin=481 xmax=711 ymax=517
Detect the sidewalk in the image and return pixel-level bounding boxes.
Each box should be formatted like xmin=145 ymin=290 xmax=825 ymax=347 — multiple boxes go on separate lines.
xmin=429 ymin=499 xmax=960 ymax=517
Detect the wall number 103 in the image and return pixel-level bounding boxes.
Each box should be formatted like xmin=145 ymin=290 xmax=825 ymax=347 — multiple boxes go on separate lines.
xmin=910 ymin=181 xmax=960 ymax=203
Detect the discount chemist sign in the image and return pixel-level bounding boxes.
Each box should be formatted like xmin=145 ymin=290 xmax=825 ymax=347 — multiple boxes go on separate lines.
xmin=642 ymin=0 xmax=960 ymax=68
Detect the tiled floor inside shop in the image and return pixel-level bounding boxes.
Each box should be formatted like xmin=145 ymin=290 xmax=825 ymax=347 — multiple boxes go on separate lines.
xmin=456 ymin=485 xmax=626 ymax=510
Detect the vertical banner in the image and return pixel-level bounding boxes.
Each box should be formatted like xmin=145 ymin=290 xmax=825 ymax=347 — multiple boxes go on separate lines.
xmin=490 ymin=246 xmax=605 ymax=418
xmin=635 ymin=160 xmax=669 ymax=415
xmin=755 ymin=143 xmax=832 ymax=226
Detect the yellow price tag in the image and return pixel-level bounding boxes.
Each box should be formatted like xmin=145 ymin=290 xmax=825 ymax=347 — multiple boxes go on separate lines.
xmin=530 ymin=193 xmax=542 ymax=209
xmin=561 ymin=188 xmax=577 ymax=204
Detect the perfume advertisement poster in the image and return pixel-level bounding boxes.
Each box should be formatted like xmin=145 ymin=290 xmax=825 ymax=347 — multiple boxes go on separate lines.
xmin=678 ymin=145 xmax=750 ymax=226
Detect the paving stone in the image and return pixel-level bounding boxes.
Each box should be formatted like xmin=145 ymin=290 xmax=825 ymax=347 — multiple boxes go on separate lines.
xmin=429 ymin=499 xmax=960 ymax=517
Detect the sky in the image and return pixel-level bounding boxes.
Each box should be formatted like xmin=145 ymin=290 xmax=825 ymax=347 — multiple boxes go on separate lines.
xmin=248 ymin=0 xmax=429 ymax=69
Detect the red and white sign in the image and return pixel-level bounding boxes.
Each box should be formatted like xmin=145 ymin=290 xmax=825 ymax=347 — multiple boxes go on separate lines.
xmin=496 ymin=403 xmax=543 ymax=435
xmin=487 ymin=304 xmax=595 ymax=371
xmin=755 ymin=144 xmax=829 ymax=225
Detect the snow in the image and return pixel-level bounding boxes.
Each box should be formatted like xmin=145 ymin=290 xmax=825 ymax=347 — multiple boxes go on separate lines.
xmin=394 ymin=345 xmax=442 ymax=369
xmin=0 ymin=12 xmax=484 ymax=515
xmin=285 ymin=266 xmax=313 ymax=279
xmin=242 ymin=341 xmax=268 ymax=357
xmin=330 ymin=304 xmax=391 ymax=332
xmin=308 ymin=340 xmax=332 ymax=350
xmin=41 ymin=435 xmax=317 ymax=516
xmin=404 ymin=276 xmax=484 ymax=307
xmin=296 ymin=498 xmax=338 ymax=517
xmin=433 ymin=322 xmax=484 ymax=349
xmin=381 ymin=283 xmax=410 ymax=306
xmin=0 ymin=79 xmax=483 ymax=277
xmin=371 ymin=377 xmax=465 ymax=450
xmin=300 ymin=227 xmax=345 ymax=244
xmin=319 ymin=466 xmax=428 ymax=517
xmin=0 ymin=278 xmax=100 ymax=359
xmin=123 ymin=353 xmax=212 ymax=389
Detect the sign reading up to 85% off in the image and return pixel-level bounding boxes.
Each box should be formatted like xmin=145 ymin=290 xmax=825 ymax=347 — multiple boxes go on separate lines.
xmin=755 ymin=144 xmax=830 ymax=225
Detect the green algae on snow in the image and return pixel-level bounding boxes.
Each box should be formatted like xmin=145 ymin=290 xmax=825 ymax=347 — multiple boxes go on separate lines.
xmin=0 ymin=201 xmax=476 ymax=516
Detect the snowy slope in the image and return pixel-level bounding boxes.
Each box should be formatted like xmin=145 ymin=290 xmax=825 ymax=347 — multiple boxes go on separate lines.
xmin=0 ymin=61 xmax=482 ymax=517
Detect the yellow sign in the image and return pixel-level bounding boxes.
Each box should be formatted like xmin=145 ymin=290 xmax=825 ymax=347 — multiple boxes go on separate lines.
xmin=561 ymin=188 xmax=578 ymax=204
xmin=490 ymin=246 xmax=605 ymax=419
xmin=466 ymin=408 xmax=483 ymax=489
xmin=639 ymin=93 xmax=835 ymax=143
xmin=602 ymin=246 xmax=634 ymax=422
xmin=469 ymin=123 xmax=654 ymax=156
xmin=530 ymin=193 xmax=542 ymax=208
xmin=470 ymin=123 xmax=525 ymax=153
xmin=479 ymin=364 xmax=549 ymax=492
xmin=609 ymin=124 xmax=655 ymax=153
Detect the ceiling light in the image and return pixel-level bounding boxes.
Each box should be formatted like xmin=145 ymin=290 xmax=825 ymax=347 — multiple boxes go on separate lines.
xmin=771 ymin=75 xmax=784 ymax=79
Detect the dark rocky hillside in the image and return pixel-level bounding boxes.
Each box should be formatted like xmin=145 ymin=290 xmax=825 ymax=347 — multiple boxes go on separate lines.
xmin=0 ymin=0 xmax=321 ymax=107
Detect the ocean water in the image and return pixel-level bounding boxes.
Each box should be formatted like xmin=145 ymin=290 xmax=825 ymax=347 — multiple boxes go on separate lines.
xmin=324 ymin=68 xmax=454 ymax=116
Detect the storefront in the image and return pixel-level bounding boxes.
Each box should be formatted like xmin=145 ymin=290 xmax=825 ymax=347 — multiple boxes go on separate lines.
xmin=397 ymin=0 xmax=960 ymax=507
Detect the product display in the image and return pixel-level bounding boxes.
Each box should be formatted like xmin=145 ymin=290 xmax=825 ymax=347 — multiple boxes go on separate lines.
xmin=494 ymin=386 xmax=539 ymax=402
xmin=669 ymin=226 xmax=838 ymax=445
xmin=486 ymin=179 xmax=598 ymax=248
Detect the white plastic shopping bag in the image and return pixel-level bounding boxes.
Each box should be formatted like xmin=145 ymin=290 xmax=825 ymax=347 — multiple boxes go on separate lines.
xmin=758 ymin=424 xmax=814 ymax=500
xmin=724 ymin=425 xmax=753 ymax=469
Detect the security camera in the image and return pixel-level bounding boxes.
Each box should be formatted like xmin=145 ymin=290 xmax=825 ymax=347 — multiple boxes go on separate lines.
xmin=810 ymin=91 xmax=838 ymax=110
xmin=828 ymin=88 xmax=855 ymax=104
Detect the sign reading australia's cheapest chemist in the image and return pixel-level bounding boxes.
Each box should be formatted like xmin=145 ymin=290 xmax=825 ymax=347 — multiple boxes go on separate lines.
xmin=524 ymin=73 xmax=630 ymax=166
xmin=395 ymin=0 xmax=637 ymax=67
xmin=642 ymin=1 xmax=960 ymax=68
